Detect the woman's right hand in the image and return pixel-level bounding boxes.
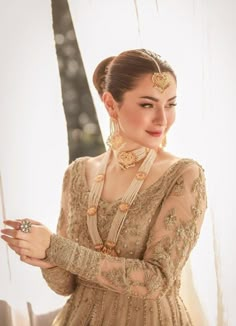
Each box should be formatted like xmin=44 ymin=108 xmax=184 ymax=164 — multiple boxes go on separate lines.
xmin=1 ymin=218 xmax=56 ymax=269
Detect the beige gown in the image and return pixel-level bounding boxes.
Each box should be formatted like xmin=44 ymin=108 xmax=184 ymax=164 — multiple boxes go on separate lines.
xmin=41 ymin=156 xmax=207 ymax=326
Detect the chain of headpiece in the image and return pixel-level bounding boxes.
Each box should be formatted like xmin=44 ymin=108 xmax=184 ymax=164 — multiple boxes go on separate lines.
xmin=139 ymin=49 xmax=171 ymax=93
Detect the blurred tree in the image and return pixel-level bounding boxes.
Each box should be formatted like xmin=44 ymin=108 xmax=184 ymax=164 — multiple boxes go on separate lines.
xmin=51 ymin=0 xmax=105 ymax=163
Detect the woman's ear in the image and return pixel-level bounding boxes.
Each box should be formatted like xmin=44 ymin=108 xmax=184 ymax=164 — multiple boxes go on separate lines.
xmin=102 ymin=92 xmax=118 ymax=119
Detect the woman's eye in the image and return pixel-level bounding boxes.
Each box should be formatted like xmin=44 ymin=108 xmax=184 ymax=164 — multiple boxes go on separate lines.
xmin=140 ymin=103 xmax=153 ymax=108
xmin=166 ymin=103 xmax=177 ymax=109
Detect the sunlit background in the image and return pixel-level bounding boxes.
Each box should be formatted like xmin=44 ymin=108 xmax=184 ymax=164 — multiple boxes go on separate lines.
xmin=0 ymin=1 xmax=235 ymax=325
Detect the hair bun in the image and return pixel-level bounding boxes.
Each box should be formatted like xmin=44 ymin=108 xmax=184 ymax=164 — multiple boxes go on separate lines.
xmin=92 ymin=56 xmax=115 ymax=98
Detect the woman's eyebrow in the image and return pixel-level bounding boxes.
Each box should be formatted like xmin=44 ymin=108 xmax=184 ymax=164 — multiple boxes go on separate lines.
xmin=139 ymin=95 xmax=177 ymax=102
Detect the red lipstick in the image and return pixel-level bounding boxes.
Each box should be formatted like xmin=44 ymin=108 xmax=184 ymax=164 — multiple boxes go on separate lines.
xmin=146 ymin=131 xmax=163 ymax=137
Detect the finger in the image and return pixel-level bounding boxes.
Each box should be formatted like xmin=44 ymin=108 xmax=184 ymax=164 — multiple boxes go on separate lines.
xmin=4 ymin=219 xmax=41 ymax=228
xmin=1 ymin=235 xmax=29 ymax=249
xmin=3 ymin=220 xmax=21 ymax=230
xmin=9 ymin=244 xmax=30 ymax=256
xmin=1 ymin=228 xmax=28 ymax=239
xmin=20 ymin=256 xmax=54 ymax=268
xmin=18 ymin=218 xmax=42 ymax=225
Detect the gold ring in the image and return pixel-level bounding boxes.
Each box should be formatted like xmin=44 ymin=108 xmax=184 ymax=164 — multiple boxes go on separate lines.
xmin=20 ymin=219 xmax=32 ymax=233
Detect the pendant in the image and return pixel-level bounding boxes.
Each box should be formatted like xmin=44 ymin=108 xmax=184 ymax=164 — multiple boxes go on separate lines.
xmin=95 ymin=242 xmax=119 ymax=257
xmin=152 ymin=72 xmax=170 ymax=93
xmin=101 ymin=245 xmax=118 ymax=257
xmin=118 ymin=151 xmax=137 ymax=170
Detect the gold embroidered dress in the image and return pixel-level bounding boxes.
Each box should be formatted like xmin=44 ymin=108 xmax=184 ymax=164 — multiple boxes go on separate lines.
xmin=42 ymin=157 xmax=207 ymax=326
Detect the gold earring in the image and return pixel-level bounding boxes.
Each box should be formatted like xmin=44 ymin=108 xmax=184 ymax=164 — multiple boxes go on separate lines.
xmin=160 ymin=134 xmax=167 ymax=148
xmin=106 ymin=118 xmax=124 ymax=150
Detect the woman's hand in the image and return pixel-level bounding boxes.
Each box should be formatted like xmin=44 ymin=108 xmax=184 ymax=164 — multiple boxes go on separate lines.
xmin=20 ymin=255 xmax=56 ymax=269
xmin=1 ymin=219 xmax=53 ymax=262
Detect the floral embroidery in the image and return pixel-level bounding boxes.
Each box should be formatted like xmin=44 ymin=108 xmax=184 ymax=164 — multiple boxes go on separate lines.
xmin=191 ymin=205 xmax=202 ymax=220
xmin=101 ymin=268 xmax=127 ymax=289
xmin=164 ymin=208 xmax=177 ymax=230
xmin=172 ymin=176 xmax=185 ymax=196
xmin=192 ymin=168 xmax=206 ymax=201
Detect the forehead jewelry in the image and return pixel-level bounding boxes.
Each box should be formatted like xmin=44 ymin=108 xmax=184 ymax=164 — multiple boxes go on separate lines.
xmin=141 ymin=50 xmax=171 ymax=93
xmin=152 ymin=71 xmax=170 ymax=93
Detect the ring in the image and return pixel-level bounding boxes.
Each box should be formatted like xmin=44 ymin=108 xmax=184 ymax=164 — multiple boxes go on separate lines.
xmin=20 ymin=219 xmax=32 ymax=233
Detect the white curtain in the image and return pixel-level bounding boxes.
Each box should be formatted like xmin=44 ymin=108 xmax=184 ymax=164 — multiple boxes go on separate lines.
xmin=0 ymin=2 xmax=69 ymax=325
xmin=68 ymin=0 xmax=236 ymax=325
xmin=1 ymin=1 xmax=235 ymax=325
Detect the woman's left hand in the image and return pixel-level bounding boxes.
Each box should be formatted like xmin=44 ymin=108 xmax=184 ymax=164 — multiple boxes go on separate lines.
xmin=1 ymin=219 xmax=52 ymax=259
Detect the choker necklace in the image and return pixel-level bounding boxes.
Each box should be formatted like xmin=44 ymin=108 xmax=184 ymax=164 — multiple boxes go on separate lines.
xmin=116 ymin=147 xmax=150 ymax=170
xmin=87 ymin=148 xmax=157 ymax=256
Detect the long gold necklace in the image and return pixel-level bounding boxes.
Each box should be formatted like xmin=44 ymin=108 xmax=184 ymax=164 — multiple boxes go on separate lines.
xmin=87 ymin=148 xmax=157 ymax=256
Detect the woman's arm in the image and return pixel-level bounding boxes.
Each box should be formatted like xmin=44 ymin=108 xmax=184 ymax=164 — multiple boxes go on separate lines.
xmin=45 ymin=162 xmax=207 ymax=299
xmin=1 ymin=163 xmax=78 ymax=296
xmin=40 ymin=164 xmax=77 ymax=296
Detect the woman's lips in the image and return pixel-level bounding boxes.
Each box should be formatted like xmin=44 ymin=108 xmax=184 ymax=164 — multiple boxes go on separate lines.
xmin=146 ymin=130 xmax=163 ymax=137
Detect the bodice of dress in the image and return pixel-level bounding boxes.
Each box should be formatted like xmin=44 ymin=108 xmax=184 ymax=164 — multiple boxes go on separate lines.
xmin=41 ymin=156 xmax=207 ymax=326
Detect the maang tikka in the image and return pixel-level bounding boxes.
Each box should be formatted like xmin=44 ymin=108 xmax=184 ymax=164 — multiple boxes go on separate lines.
xmin=152 ymin=72 xmax=170 ymax=93
xmin=140 ymin=49 xmax=171 ymax=93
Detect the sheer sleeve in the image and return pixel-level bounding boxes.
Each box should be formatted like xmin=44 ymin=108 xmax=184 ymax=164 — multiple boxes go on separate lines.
xmin=45 ymin=162 xmax=207 ymax=299
xmin=41 ymin=163 xmax=77 ymax=296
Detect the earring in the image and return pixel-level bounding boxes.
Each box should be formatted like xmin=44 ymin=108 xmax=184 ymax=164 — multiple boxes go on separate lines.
xmin=106 ymin=118 xmax=124 ymax=150
xmin=160 ymin=134 xmax=167 ymax=148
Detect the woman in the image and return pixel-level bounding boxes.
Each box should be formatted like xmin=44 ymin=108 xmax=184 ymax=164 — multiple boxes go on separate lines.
xmin=1 ymin=49 xmax=207 ymax=325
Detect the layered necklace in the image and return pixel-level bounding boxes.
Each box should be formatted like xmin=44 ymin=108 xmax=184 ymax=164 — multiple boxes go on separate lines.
xmin=86 ymin=147 xmax=157 ymax=256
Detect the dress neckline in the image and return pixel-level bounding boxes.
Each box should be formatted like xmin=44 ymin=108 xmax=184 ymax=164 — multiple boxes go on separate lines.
xmin=80 ymin=156 xmax=191 ymax=205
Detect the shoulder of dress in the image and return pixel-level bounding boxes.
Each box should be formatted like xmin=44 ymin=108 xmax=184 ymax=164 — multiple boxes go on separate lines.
xmin=61 ymin=156 xmax=90 ymax=182
xmin=166 ymin=158 xmax=206 ymax=184
xmin=69 ymin=156 xmax=91 ymax=169
xmin=174 ymin=157 xmax=205 ymax=171
xmin=173 ymin=159 xmax=207 ymax=186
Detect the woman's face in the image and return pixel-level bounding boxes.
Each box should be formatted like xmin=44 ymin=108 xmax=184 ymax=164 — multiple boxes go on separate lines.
xmin=115 ymin=72 xmax=177 ymax=150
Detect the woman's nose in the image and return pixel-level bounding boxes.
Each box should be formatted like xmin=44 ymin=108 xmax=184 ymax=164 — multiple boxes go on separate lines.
xmin=152 ymin=107 xmax=167 ymax=126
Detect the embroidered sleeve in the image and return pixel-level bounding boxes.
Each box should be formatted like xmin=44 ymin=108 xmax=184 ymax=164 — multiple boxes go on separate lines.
xmin=41 ymin=164 xmax=77 ymax=296
xmin=45 ymin=163 xmax=207 ymax=299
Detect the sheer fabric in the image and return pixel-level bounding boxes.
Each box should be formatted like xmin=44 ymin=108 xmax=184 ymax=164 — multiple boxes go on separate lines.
xmin=0 ymin=1 xmax=68 ymax=325
xmin=41 ymin=157 xmax=207 ymax=325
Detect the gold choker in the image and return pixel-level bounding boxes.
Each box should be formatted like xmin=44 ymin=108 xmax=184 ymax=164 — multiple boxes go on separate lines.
xmin=116 ymin=147 xmax=149 ymax=170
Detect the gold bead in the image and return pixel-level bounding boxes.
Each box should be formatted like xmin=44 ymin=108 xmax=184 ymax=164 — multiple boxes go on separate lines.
xmin=119 ymin=202 xmax=130 ymax=212
xmin=95 ymin=174 xmax=105 ymax=182
xmin=136 ymin=171 xmax=147 ymax=180
xmin=94 ymin=243 xmax=103 ymax=251
xmin=105 ymin=241 xmax=116 ymax=249
xmin=87 ymin=206 xmax=97 ymax=216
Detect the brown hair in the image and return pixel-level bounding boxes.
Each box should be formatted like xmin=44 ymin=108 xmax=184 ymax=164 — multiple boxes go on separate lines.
xmin=93 ymin=49 xmax=176 ymax=102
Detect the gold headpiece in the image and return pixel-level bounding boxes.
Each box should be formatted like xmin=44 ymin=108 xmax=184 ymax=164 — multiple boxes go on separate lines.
xmin=152 ymin=72 xmax=170 ymax=93
xmin=140 ymin=49 xmax=171 ymax=93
